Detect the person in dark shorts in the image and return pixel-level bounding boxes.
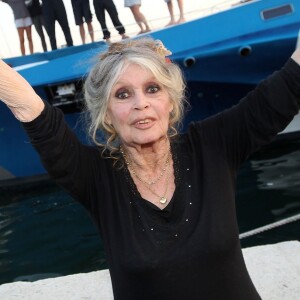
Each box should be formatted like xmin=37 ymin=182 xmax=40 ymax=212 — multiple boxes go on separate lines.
xmin=93 ymin=0 xmax=128 ymax=43
xmin=42 ymin=0 xmax=73 ymax=50
xmin=71 ymin=0 xmax=94 ymax=44
xmin=26 ymin=0 xmax=48 ymax=52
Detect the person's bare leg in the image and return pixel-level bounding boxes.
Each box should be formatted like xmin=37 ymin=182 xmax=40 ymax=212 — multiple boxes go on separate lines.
xmin=87 ymin=22 xmax=94 ymax=42
xmin=17 ymin=27 xmax=26 ymax=56
xmin=135 ymin=5 xmax=150 ymax=32
xmin=165 ymin=1 xmax=176 ymax=26
xmin=79 ymin=24 xmax=85 ymax=44
xmin=176 ymin=0 xmax=185 ymax=23
xmin=25 ymin=26 xmax=34 ymax=54
xmin=121 ymin=33 xmax=129 ymax=40
xmin=130 ymin=5 xmax=144 ymax=33
xmin=130 ymin=5 xmax=150 ymax=33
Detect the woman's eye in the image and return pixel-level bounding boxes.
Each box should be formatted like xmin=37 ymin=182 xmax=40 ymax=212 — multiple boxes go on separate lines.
xmin=116 ymin=90 xmax=129 ymax=99
xmin=147 ymin=85 xmax=160 ymax=93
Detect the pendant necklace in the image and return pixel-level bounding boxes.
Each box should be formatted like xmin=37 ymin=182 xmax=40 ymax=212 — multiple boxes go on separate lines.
xmin=120 ymin=146 xmax=171 ymax=204
xmin=143 ymin=162 xmax=170 ymax=204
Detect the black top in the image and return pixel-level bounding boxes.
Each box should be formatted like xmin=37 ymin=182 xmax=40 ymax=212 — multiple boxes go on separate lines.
xmin=26 ymin=0 xmax=42 ymax=18
xmin=23 ymin=59 xmax=300 ymax=299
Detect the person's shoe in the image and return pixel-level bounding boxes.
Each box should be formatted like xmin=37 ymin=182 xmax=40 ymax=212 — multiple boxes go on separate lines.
xmin=121 ymin=34 xmax=129 ymax=40
xmin=105 ymin=37 xmax=111 ymax=44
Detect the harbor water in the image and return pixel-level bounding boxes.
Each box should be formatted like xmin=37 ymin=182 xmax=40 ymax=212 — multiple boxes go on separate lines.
xmin=0 ymin=137 xmax=300 ymax=285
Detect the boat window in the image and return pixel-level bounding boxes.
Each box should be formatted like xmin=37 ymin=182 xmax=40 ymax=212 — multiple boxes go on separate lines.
xmin=261 ymin=4 xmax=293 ymax=20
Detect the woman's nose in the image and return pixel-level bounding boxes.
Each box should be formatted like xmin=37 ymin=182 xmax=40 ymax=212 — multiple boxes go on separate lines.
xmin=133 ymin=92 xmax=149 ymax=110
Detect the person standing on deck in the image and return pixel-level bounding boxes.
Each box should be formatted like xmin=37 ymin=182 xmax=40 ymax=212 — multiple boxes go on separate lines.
xmin=26 ymin=0 xmax=48 ymax=52
xmin=124 ymin=0 xmax=150 ymax=34
xmin=1 ymin=0 xmax=33 ymax=56
xmin=42 ymin=0 xmax=73 ymax=50
xmin=165 ymin=0 xmax=185 ymax=26
xmin=71 ymin=0 xmax=94 ymax=44
xmin=93 ymin=0 xmax=129 ymax=43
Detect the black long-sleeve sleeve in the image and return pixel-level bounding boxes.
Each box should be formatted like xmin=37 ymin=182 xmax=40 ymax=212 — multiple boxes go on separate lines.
xmin=193 ymin=58 xmax=300 ymax=169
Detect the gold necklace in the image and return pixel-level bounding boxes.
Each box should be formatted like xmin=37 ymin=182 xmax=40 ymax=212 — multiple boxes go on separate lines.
xmin=130 ymin=151 xmax=170 ymax=186
xmin=120 ymin=147 xmax=171 ymax=204
xmin=120 ymin=146 xmax=170 ymax=185
xmin=142 ymin=161 xmax=170 ymax=204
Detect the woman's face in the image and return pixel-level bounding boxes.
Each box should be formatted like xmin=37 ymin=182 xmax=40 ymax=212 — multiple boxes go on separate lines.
xmin=106 ymin=64 xmax=173 ymax=147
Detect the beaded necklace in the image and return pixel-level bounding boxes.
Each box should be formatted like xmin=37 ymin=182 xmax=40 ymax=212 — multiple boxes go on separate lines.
xmin=120 ymin=146 xmax=171 ymax=204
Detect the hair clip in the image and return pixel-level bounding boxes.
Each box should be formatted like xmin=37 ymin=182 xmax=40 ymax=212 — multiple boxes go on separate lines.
xmin=165 ymin=57 xmax=172 ymax=64
xmin=154 ymin=40 xmax=172 ymax=58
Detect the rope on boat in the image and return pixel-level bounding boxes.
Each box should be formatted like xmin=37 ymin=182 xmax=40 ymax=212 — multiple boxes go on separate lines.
xmin=239 ymin=213 xmax=300 ymax=239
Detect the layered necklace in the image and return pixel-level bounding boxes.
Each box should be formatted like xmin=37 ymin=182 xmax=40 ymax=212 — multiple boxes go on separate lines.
xmin=120 ymin=146 xmax=171 ymax=205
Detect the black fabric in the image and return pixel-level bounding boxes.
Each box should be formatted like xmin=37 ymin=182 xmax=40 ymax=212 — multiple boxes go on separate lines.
xmin=27 ymin=0 xmax=47 ymax=52
xmin=23 ymin=59 xmax=300 ymax=299
xmin=71 ymin=0 xmax=92 ymax=25
xmin=42 ymin=0 xmax=73 ymax=50
xmin=31 ymin=15 xmax=47 ymax=52
xmin=27 ymin=0 xmax=42 ymax=17
xmin=93 ymin=0 xmax=125 ymax=39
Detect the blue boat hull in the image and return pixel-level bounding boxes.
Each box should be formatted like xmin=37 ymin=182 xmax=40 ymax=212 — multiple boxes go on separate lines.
xmin=1 ymin=0 xmax=300 ymax=183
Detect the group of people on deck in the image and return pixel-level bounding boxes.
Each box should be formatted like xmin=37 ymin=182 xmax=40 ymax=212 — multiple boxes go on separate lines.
xmin=1 ymin=0 xmax=185 ymax=56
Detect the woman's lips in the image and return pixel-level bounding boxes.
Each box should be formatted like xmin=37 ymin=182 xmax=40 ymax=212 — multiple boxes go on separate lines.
xmin=133 ymin=118 xmax=154 ymax=129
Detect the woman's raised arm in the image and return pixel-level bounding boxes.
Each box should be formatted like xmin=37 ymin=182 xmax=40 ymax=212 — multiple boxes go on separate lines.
xmin=0 ymin=59 xmax=44 ymax=122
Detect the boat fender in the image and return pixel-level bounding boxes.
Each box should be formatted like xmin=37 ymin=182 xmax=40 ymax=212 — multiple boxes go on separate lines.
xmin=183 ymin=57 xmax=196 ymax=67
xmin=239 ymin=45 xmax=252 ymax=57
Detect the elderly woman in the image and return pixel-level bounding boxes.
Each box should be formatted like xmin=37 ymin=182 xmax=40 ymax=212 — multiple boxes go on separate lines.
xmin=0 ymin=38 xmax=300 ymax=299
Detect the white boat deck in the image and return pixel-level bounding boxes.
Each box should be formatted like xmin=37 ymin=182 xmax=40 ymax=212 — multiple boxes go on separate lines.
xmin=0 ymin=241 xmax=299 ymax=300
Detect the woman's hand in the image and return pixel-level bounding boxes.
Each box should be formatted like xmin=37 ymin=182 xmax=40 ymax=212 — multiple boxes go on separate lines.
xmin=0 ymin=59 xmax=44 ymax=122
xmin=291 ymin=47 xmax=300 ymax=66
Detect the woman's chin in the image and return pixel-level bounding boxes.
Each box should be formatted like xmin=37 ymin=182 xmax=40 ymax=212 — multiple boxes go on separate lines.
xmin=133 ymin=135 xmax=167 ymax=146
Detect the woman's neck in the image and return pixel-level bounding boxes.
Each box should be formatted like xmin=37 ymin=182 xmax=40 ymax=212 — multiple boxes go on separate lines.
xmin=121 ymin=137 xmax=170 ymax=172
